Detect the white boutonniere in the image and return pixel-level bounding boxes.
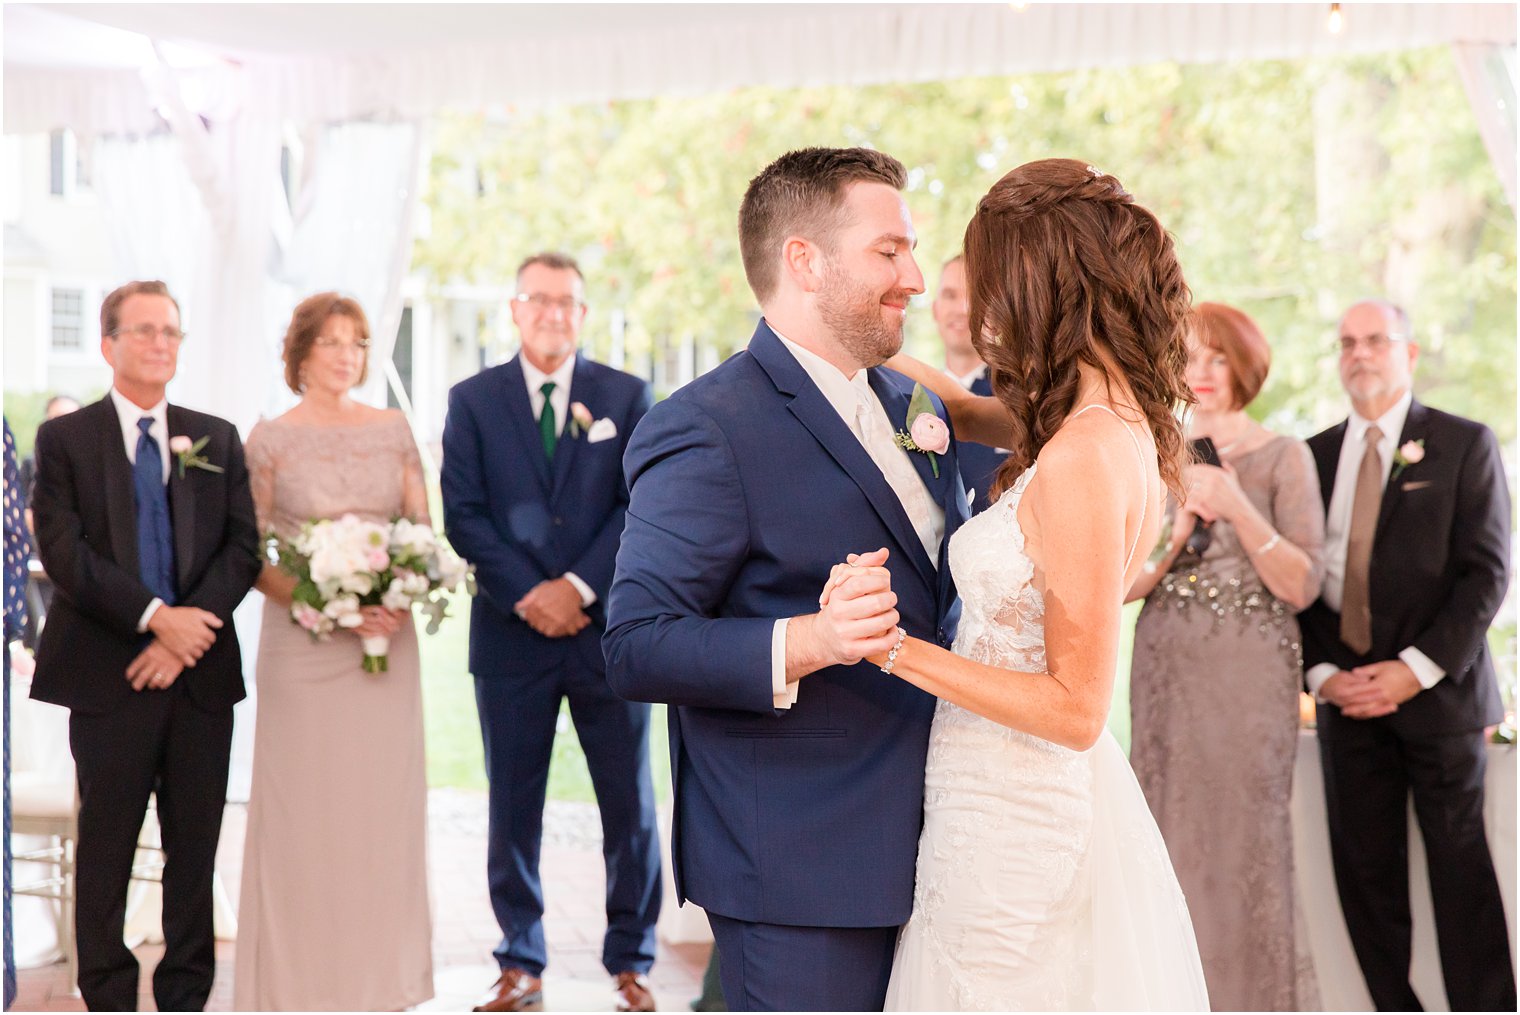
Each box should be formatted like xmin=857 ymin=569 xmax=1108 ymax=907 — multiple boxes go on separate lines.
xmin=168 ymin=435 xmax=224 ymax=478
xmin=1391 ymin=439 xmax=1425 ymax=481
xmin=568 ymin=402 xmax=595 ymax=438
xmin=892 ymin=383 xmax=949 ymax=479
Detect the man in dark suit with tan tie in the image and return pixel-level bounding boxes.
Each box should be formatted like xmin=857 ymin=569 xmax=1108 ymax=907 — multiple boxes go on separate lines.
xmin=29 ymin=281 xmax=261 ymax=1011
xmin=1299 ymin=298 xmax=1514 ymax=1011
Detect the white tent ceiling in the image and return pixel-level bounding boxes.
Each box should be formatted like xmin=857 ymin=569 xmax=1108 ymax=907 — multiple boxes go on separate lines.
xmin=5 ymin=3 xmax=1516 ymax=135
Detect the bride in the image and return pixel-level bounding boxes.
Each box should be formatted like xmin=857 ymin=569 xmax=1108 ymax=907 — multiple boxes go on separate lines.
xmin=825 ymin=158 xmax=1210 ymax=1011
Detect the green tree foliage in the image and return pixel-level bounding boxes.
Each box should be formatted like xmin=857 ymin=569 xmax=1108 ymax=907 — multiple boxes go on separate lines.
xmin=416 ymin=47 xmax=1514 ymax=439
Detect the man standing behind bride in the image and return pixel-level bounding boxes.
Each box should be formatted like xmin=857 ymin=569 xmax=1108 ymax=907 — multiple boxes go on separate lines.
xmin=605 ymin=147 xmax=969 ymax=1011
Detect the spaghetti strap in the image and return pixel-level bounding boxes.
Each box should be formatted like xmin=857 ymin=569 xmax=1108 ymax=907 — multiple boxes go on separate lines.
xmin=1069 ymin=403 xmax=1150 ymax=572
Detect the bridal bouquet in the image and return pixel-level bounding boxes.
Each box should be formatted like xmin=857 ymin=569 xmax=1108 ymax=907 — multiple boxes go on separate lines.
xmin=268 ymin=514 xmax=475 ymax=673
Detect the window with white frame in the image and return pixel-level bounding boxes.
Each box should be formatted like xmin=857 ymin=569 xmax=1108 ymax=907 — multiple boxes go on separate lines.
xmin=51 ymin=287 xmax=85 ymax=351
xmin=48 ymin=129 xmax=90 ymax=199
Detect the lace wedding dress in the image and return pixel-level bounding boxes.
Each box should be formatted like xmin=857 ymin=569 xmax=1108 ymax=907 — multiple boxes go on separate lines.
xmin=885 ymin=407 xmax=1210 ymax=1011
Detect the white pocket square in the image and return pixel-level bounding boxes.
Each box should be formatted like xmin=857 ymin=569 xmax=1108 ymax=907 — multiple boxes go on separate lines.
xmin=587 ymin=418 xmax=618 ymax=443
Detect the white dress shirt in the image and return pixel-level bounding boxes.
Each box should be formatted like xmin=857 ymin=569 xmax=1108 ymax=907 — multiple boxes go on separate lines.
xmin=1305 ymin=390 xmax=1444 ymax=695
xmin=519 ymin=354 xmax=595 ymax=607
xmin=948 ymin=362 xmax=987 ymax=390
xmin=768 ymin=331 xmax=946 ymax=708
xmin=109 ymin=387 xmax=171 ymax=631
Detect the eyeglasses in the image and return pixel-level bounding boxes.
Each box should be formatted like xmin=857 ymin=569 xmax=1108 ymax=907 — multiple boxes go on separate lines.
xmin=313 ymin=335 xmax=372 ymax=351
xmin=514 ymin=292 xmax=586 ymax=313
xmin=110 ymin=324 xmax=186 ymax=344
xmin=1337 ymin=333 xmax=1408 ymax=355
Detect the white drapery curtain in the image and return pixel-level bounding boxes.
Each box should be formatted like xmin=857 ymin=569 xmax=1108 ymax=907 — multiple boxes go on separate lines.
xmin=273 ymin=120 xmax=426 ymax=418
xmin=1453 ymin=43 xmax=1518 ymax=208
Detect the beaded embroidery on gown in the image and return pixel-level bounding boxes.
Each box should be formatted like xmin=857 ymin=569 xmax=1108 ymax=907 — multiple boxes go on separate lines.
xmin=885 ymin=408 xmax=1210 ymax=1012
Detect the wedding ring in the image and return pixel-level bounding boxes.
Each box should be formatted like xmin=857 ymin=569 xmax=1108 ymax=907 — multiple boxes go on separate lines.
xmin=153 ymin=671 xmax=164 ymax=682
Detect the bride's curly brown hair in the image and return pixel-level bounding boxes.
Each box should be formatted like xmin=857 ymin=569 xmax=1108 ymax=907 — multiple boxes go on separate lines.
xmin=965 ymin=158 xmax=1193 ymax=502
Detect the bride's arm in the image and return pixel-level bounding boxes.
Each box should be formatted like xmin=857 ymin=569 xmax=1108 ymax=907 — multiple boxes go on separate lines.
xmin=866 ymin=437 xmax=1131 ymax=752
xmin=883 ymin=351 xmax=1014 ymax=450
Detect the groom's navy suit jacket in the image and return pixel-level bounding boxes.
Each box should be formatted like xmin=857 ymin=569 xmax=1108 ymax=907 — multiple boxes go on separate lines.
xmin=605 ymin=322 xmax=969 ymax=928
xmin=443 ymin=354 xmax=652 ymax=676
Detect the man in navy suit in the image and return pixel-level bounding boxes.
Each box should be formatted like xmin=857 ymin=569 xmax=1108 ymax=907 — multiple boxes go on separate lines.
xmin=933 ymin=253 xmax=1006 ymax=514
xmin=1300 ymin=299 xmax=1514 ymax=1011
xmin=605 ymin=148 xmax=969 ymax=1011
xmin=442 ymin=253 xmax=661 ymax=1014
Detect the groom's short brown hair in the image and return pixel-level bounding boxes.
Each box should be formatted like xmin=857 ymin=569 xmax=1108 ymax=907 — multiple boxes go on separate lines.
xmin=738 ymin=147 xmax=907 ymax=304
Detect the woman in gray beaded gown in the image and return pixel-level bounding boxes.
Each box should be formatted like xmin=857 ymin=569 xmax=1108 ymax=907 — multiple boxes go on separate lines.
xmin=1127 ymin=302 xmax=1325 ymax=1011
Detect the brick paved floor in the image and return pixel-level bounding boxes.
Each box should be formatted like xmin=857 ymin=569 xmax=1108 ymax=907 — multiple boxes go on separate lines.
xmin=12 ymin=791 xmax=710 ymax=1012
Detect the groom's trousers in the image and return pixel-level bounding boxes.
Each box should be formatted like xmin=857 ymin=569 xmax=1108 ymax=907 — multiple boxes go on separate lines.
xmin=707 ymin=913 xmax=897 ymax=1012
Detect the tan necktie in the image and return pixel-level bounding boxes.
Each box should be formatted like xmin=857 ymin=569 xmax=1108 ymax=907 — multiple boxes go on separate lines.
xmin=1339 ymin=424 xmax=1383 ymax=655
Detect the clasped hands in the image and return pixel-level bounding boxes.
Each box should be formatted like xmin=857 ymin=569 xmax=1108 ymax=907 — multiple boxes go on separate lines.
xmin=127 ymin=604 xmax=224 ymax=692
xmin=806 ymin=547 xmax=902 ymax=668
xmin=514 ymin=577 xmax=590 ymax=638
xmin=1320 ymin=660 xmax=1423 ymax=719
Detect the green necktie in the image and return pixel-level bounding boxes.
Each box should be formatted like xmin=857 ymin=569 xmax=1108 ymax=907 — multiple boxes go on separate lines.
xmin=539 ymin=380 xmax=558 ymax=461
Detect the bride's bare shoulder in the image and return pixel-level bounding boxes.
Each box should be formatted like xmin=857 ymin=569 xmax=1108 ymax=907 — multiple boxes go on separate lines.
xmin=1036 ymin=409 xmax=1148 ymax=490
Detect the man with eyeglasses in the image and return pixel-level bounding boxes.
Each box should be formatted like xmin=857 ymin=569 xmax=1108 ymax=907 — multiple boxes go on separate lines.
xmin=1300 ymin=299 xmax=1514 ymax=1010
xmin=441 ymin=253 xmax=661 ymax=1013
xmin=28 ymin=280 xmax=261 ymax=1011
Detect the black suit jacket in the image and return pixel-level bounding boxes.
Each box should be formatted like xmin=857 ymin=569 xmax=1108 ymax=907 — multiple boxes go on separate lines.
xmin=29 ymin=397 xmax=261 ymax=714
xmin=1300 ymin=399 xmax=1509 ymax=737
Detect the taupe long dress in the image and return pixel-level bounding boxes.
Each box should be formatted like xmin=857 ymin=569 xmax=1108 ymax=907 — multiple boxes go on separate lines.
xmin=234 ymin=413 xmax=434 ymax=1012
xmin=1130 ymin=435 xmax=1325 ymax=1012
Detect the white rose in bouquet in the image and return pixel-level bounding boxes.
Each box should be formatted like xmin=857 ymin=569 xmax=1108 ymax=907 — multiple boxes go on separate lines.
xmin=322 ymin=594 xmax=364 ymax=629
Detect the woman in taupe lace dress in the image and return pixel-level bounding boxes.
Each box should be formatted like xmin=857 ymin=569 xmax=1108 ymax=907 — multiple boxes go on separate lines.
xmin=1127 ymin=303 xmax=1325 ymax=1011
xmin=234 ymin=294 xmax=434 ymax=1011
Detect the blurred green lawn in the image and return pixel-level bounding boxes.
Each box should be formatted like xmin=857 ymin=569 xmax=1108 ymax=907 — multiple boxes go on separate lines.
xmin=418 ymin=604 xmax=1139 ymax=798
xmin=418 ymin=612 xmax=672 ymax=802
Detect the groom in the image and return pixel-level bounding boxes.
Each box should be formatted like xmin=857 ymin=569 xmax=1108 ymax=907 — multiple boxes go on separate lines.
xmin=605 ymin=148 xmax=969 ymax=1010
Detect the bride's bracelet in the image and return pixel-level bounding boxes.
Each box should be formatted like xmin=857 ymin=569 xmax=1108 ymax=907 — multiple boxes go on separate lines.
xmin=880 ymin=626 xmax=908 ymax=675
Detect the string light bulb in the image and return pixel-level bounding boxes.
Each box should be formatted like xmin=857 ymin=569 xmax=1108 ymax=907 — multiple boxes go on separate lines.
xmin=1009 ymin=2 xmax=1029 ymax=10
xmin=1327 ymin=3 xmax=1344 ymax=34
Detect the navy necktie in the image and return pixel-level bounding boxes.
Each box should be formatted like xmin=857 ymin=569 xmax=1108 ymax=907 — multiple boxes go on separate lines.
xmin=134 ymin=416 xmax=176 ymax=605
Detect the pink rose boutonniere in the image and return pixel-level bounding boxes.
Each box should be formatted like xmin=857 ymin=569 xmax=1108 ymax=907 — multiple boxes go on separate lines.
xmin=1391 ymin=438 xmax=1425 ymax=481
xmin=169 ymin=435 xmax=224 ymax=478
xmin=893 ymin=383 xmax=949 ymax=478
xmin=568 ymin=401 xmax=595 ymax=438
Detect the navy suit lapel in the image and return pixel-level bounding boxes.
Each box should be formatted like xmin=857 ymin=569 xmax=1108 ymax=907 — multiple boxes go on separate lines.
xmin=868 ymin=368 xmax=967 ymax=608
xmin=97 ymin=399 xmax=139 ymax=576
xmin=1374 ymin=400 xmax=1428 ymax=545
xmin=165 ymin=405 xmax=197 ymax=591
xmin=500 ymin=357 xmax=552 ymax=496
xmin=749 ymin=325 xmax=938 ymax=592
xmin=550 ymin=357 xmax=593 ymax=505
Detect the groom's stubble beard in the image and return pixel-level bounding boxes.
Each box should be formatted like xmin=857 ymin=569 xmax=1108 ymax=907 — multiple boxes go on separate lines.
xmin=817 ymin=262 xmax=910 ymax=369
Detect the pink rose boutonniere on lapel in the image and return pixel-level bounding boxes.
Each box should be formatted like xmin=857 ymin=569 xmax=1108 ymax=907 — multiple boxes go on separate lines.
xmin=1391 ymin=438 xmax=1425 ymax=481
xmin=893 ymin=383 xmax=949 ymax=478
xmin=169 ymin=435 xmax=223 ymax=478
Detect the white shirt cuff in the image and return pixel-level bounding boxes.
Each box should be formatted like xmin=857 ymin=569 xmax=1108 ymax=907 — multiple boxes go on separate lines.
xmin=137 ymin=598 xmax=164 ymax=634
xmin=1305 ymin=662 xmax=1338 ymax=699
xmin=1400 ymin=646 xmax=1446 ymax=690
xmin=772 ymin=618 xmax=799 ymax=709
xmin=562 ymin=572 xmax=596 ymax=608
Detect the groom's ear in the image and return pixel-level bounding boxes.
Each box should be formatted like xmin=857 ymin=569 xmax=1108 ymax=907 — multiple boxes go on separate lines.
xmin=781 ymin=235 xmax=826 ymax=294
